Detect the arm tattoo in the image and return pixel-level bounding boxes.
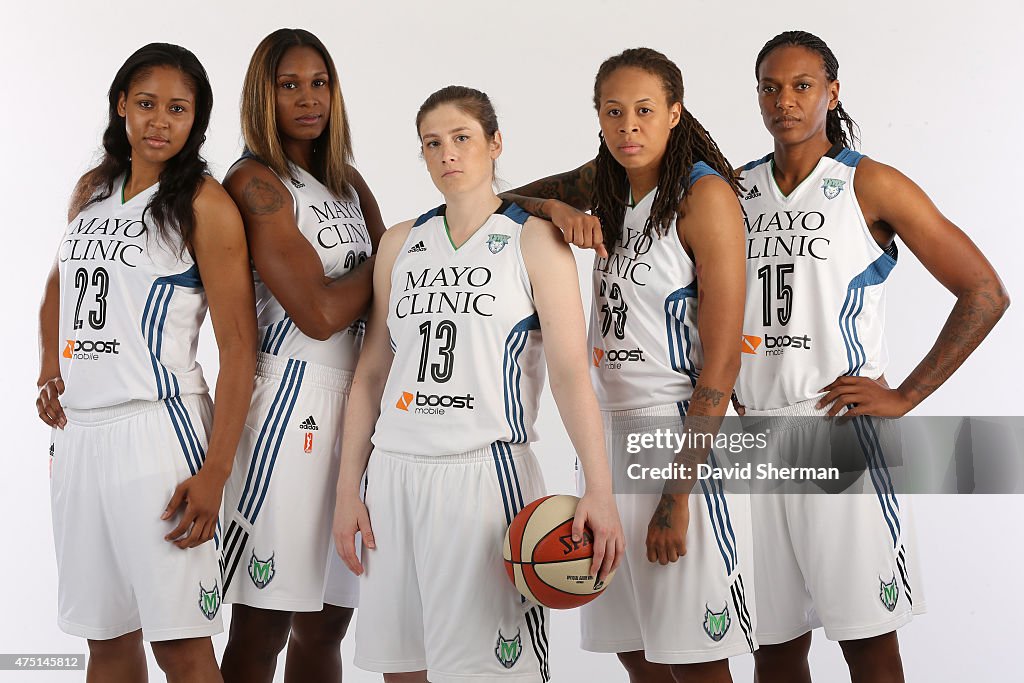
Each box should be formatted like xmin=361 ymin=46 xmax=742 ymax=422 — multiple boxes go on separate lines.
xmin=502 ymin=162 xmax=597 ymax=217
xmin=651 ymin=494 xmax=676 ymax=529
xmin=901 ymin=280 xmax=1009 ymax=401
xmin=692 ymin=386 xmax=725 ymax=408
xmin=500 ymin=194 xmax=552 ymax=219
xmin=242 ymin=176 xmax=285 ymax=215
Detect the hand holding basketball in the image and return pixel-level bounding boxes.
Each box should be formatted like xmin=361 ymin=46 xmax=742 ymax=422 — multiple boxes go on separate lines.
xmin=574 ymin=489 xmax=624 ymax=581
xmin=503 ymin=494 xmax=622 ymax=609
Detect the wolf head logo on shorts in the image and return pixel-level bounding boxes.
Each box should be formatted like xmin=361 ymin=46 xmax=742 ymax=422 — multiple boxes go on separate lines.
xmin=703 ymin=604 xmax=731 ymax=641
xmin=495 ymin=628 xmax=522 ymax=669
xmin=487 ymin=234 xmax=511 ymax=254
xmin=880 ymin=575 xmax=899 ymax=612
xmin=198 ymin=581 xmax=221 ymax=620
xmin=248 ymin=551 xmax=276 ymax=589
xmin=822 ymin=177 xmax=845 ymax=200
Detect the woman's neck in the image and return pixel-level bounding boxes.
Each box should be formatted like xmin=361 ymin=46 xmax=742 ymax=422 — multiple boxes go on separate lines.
xmin=771 ymin=136 xmax=834 ymax=196
xmin=625 ymin=160 xmax=661 ymax=206
xmin=283 ymin=137 xmax=315 ymax=175
xmin=124 ymin=158 xmax=163 ymax=201
xmin=443 ymin=188 xmax=503 ymax=246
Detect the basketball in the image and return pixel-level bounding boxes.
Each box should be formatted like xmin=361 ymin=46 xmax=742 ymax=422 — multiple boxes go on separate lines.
xmin=503 ymin=494 xmax=614 ymax=609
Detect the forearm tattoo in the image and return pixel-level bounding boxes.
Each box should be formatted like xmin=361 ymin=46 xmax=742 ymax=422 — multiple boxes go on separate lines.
xmin=902 ymin=280 xmax=1009 ymax=401
xmin=692 ymin=386 xmax=725 ymax=408
xmin=502 ymin=162 xmax=597 ymax=216
xmin=651 ymin=494 xmax=676 ymax=529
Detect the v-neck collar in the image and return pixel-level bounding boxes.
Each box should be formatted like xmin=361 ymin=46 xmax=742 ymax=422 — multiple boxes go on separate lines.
xmin=626 ymin=186 xmax=656 ymax=212
xmin=120 ymin=174 xmax=158 ymax=206
xmin=438 ymin=200 xmax=512 ymax=252
xmin=767 ymin=142 xmax=843 ymax=202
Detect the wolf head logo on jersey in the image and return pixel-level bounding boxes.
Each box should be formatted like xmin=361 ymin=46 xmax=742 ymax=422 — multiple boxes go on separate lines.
xmin=487 ymin=234 xmax=511 ymax=254
xmin=198 ymin=581 xmax=221 ymax=620
xmin=879 ymin=575 xmax=899 ymax=611
xmin=822 ymin=177 xmax=846 ymax=200
xmin=703 ymin=604 xmax=731 ymax=641
xmin=248 ymin=551 xmax=276 ymax=589
xmin=494 ymin=628 xmax=522 ymax=669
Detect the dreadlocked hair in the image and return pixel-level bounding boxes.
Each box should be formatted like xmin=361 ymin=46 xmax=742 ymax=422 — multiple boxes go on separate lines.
xmin=755 ymin=30 xmax=860 ymax=149
xmin=591 ymin=47 xmax=741 ymax=246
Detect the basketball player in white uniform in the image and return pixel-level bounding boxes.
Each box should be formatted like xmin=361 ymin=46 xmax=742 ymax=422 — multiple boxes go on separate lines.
xmin=332 ymin=86 xmax=624 ymax=683
xmin=36 ymin=44 xmax=257 ymax=682
xmin=217 ymin=30 xmax=385 ymax=683
xmin=731 ymin=31 xmax=1008 ymax=683
xmin=504 ymin=49 xmax=755 ymax=682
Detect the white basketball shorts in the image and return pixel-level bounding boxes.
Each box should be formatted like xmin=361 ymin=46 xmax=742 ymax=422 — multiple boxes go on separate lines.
xmin=50 ymin=393 xmax=224 ymax=641
xmin=744 ymin=398 xmax=927 ymax=644
xmin=354 ymin=443 xmax=551 ymax=683
xmin=579 ymin=403 xmax=757 ymax=664
xmin=221 ymin=353 xmax=358 ymax=611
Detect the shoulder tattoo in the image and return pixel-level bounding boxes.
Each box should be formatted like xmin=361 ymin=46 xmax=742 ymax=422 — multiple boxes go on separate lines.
xmin=242 ymin=176 xmax=285 ymax=215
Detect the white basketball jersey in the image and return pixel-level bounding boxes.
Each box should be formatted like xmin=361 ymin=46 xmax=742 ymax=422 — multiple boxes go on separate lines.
xmin=374 ymin=202 xmax=545 ymax=456
xmin=251 ymin=162 xmax=372 ymax=370
xmin=734 ymin=145 xmax=897 ymax=411
xmin=588 ymin=163 xmax=721 ymax=411
xmin=58 ymin=178 xmax=209 ymax=409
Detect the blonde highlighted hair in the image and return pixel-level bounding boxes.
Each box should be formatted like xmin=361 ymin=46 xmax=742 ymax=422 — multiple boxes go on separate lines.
xmin=241 ymin=28 xmax=353 ymax=197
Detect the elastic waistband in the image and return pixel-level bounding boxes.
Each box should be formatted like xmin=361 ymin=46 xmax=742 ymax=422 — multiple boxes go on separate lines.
xmin=372 ymin=442 xmax=532 ymax=465
xmin=603 ymin=402 xmax=684 ymax=432
xmin=257 ymin=352 xmax=353 ymax=392
xmin=64 ymin=393 xmax=210 ymax=426
xmin=743 ymin=397 xmax=826 ymax=430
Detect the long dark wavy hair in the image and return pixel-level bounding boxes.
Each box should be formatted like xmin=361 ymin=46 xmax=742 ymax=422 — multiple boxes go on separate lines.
xmin=755 ymin=30 xmax=860 ymax=149
xmin=591 ymin=48 xmax=740 ymax=246
xmin=74 ymin=43 xmax=213 ymax=253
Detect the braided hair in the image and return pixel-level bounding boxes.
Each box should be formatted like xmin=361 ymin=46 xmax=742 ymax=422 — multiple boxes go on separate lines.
xmin=755 ymin=31 xmax=860 ymax=149
xmin=591 ymin=48 xmax=740 ymax=245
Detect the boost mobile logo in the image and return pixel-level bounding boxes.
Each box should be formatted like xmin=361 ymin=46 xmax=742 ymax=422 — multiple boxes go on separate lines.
xmin=64 ymin=338 xmax=121 ymax=359
xmin=740 ymin=334 xmax=811 ymax=355
xmin=396 ymin=390 xmax=475 ymax=414
xmin=593 ymin=346 xmax=645 ymax=367
xmin=741 ymin=335 xmax=762 ymax=354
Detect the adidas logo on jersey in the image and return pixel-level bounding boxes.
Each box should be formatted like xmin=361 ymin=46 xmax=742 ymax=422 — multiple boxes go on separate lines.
xmin=744 ymin=185 xmax=761 ymax=200
xmin=298 ymin=415 xmax=319 ymax=431
xmin=408 ymin=241 xmax=427 ymax=253
xmin=289 ymin=177 xmax=305 ymax=189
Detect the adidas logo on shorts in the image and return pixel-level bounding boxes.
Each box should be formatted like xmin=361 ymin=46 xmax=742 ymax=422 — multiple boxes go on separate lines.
xmin=298 ymin=415 xmax=319 ymax=431
xmin=408 ymin=240 xmax=427 ymax=253
xmin=744 ymin=185 xmax=761 ymax=200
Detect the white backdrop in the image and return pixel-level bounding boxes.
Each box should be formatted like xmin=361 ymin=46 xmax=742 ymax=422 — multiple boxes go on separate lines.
xmin=1 ymin=1 xmax=1021 ymax=680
